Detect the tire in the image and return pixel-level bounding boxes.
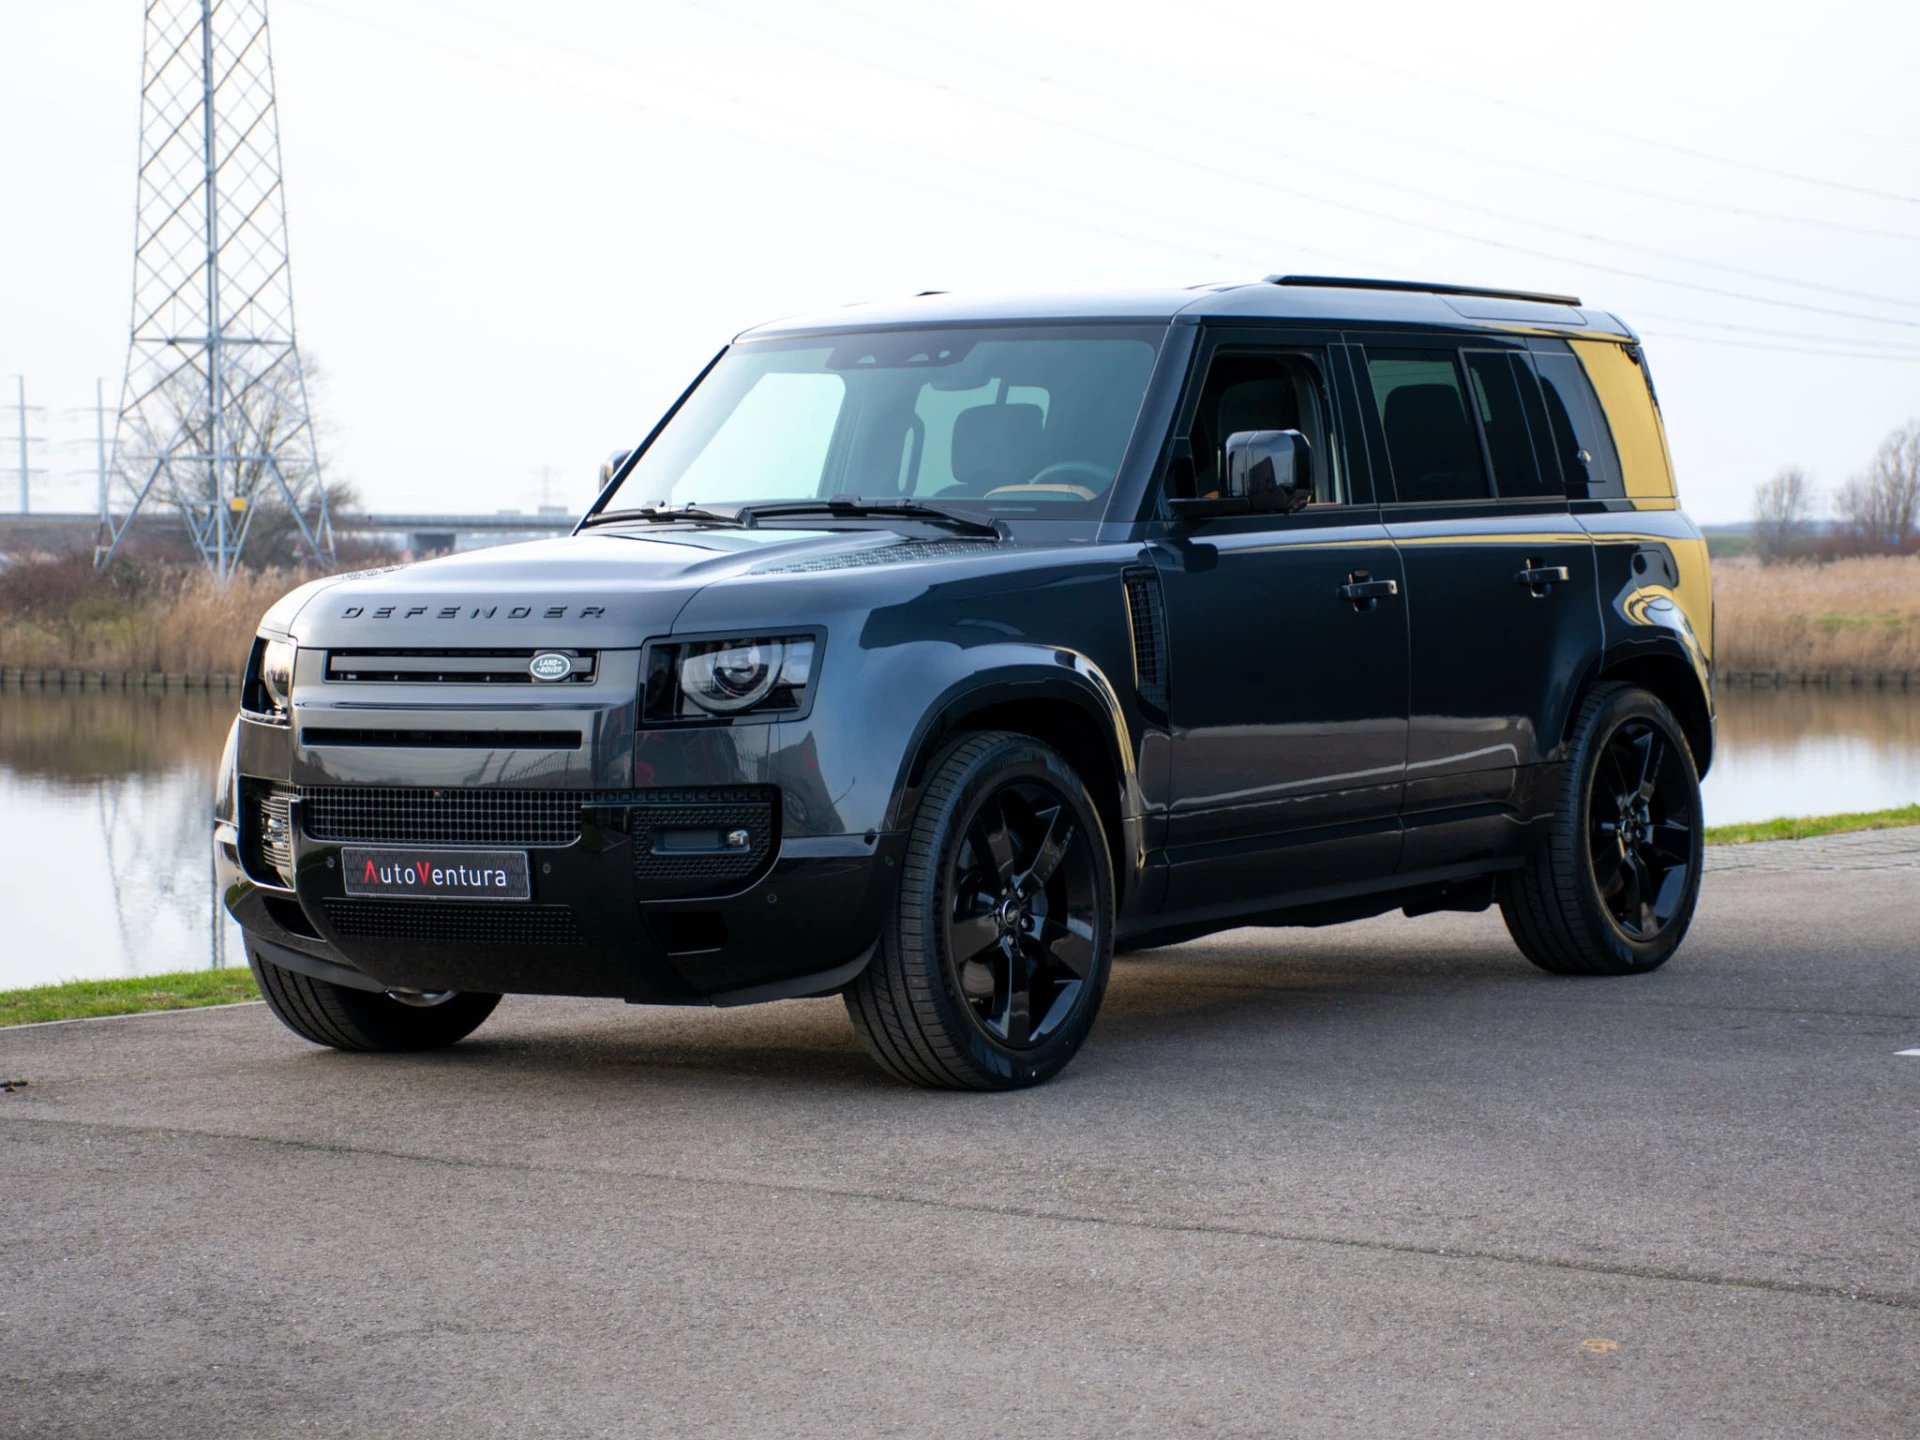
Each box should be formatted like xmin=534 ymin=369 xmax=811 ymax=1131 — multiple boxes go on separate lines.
xmin=247 ymin=946 xmax=500 ymax=1051
xmin=843 ymin=731 xmax=1115 ymax=1089
xmin=1499 ymin=682 xmax=1704 ymax=976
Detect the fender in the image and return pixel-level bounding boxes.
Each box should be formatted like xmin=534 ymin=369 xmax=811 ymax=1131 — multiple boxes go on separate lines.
xmin=883 ymin=646 xmax=1145 ymax=875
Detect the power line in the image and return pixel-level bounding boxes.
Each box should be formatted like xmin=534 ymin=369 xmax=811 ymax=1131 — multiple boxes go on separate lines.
xmin=797 ymin=0 xmax=1920 ymax=309
xmin=1199 ymin=3 xmax=1920 ymax=209
xmin=674 ymin=0 xmax=1920 ymax=334
xmin=923 ymin=0 xmax=1920 ymax=246
xmin=292 ymin=0 xmax=1920 ymax=364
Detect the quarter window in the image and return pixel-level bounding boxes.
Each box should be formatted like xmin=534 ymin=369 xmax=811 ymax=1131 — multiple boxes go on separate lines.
xmin=1365 ymin=349 xmax=1490 ymax=504
xmin=1533 ymin=350 xmax=1624 ymax=500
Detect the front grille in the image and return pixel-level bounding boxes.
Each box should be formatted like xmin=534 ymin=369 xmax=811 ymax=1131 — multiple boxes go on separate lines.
xmin=324 ymin=649 xmax=597 ymax=685
xmin=302 ymin=787 xmax=593 ymax=847
xmin=298 ymin=786 xmax=781 ymax=863
xmin=299 ymin=727 xmax=582 ymax=750
xmin=322 ymin=898 xmax=584 ymax=946
xmin=630 ymin=789 xmax=777 ymax=898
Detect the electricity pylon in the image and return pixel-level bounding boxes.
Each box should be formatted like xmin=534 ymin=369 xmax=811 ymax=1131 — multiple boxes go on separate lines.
xmin=98 ymin=0 xmax=334 ymax=577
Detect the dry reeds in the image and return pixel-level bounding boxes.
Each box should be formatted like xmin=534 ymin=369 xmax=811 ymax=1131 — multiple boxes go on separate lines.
xmin=1714 ymin=555 xmax=1920 ymax=675
xmin=0 ymin=555 xmax=299 ymax=675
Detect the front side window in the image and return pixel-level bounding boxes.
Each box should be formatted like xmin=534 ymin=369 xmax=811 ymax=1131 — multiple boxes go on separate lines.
xmin=1364 ymin=348 xmax=1491 ymax=504
xmin=608 ymin=325 xmax=1165 ymax=518
xmin=1180 ymin=351 xmax=1345 ymax=505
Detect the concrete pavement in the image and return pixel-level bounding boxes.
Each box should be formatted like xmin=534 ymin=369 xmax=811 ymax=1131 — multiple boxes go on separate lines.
xmin=4 ymin=837 xmax=1918 ymax=1438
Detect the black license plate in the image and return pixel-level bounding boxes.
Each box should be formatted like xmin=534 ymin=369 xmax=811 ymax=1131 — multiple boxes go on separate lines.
xmin=341 ymin=847 xmax=531 ymax=902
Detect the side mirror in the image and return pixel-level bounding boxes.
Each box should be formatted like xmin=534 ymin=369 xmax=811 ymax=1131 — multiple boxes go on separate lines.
xmin=598 ymin=449 xmax=632 ymax=490
xmin=1167 ymin=428 xmax=1312 ymax=524
xmin=1223 ymin=429 xmax=1311 ymax=511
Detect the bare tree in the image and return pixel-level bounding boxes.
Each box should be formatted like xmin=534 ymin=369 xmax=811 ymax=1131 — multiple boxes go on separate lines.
xmin=1836 ymin=421 xmax=1920 ymax=552
xmin=1753 ymin=465 xmax=1815 ymax=562
xmin=118 ymin=351 xmax=348 ymax=569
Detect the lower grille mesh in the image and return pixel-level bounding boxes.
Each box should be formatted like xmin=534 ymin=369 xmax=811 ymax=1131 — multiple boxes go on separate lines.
xmin=631 ymin=791 xmax=776 ymax=898
xmin=322 ymin=898 xmax=584 ymax=946
xmin=303 ymin=788 xmax=597 ymax=846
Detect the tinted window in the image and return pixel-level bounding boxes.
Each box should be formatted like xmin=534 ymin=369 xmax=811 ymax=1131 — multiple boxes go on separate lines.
xmin=1184 ymin=351 xmax=1344 ymax=504
xmin=1464 ymin=351 xmax=1556 ymax=500
xmin=1366 ymin=349 xmax=1489 ymax=503
xmin=1533 ymin=350 xmax=1624 ymax=500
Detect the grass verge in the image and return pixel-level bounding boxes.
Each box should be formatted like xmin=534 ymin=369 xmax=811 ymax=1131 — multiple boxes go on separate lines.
xmin=1702 ymin=804 xmax=1920 ymax=847
xmin=0 ymin=968 xmax=259 ymax=1027
xmin=6 ymin=808 xmax=1920 ymax=1026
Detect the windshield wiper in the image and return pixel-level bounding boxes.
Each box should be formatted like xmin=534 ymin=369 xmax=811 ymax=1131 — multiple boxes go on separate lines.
xmin=735 ymin=497 xmax=1001 ymax=538
xmin=580 ymin=505 xmax=745 ymax=529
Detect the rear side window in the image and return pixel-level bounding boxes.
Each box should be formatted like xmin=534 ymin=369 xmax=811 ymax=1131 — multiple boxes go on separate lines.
xmin=1364 ymin=349 xmax=1490 ymax=503
xmin=1463 ymin=350 xmax=1557 ymax=500
xmin=1532 ymin=350 xmax=1623 ymax=500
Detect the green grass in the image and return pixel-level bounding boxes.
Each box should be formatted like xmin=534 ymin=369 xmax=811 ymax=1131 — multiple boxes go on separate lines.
xmin=0 ymin=967 xmax=259 ymax=1027
xmin=4 ymin=809 xmax=1920 ymax=1026
xmin=1703 ymin=804 xmax=1920 ymax=847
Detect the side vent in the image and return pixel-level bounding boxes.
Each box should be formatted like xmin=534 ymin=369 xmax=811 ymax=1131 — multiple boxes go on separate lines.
xmin=1122 ymin=566 xmax=1169 ymax=716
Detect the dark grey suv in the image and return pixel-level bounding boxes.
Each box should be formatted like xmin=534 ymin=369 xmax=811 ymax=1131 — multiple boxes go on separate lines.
xmin=215 ymin=275 xmax=1714 ymax=1088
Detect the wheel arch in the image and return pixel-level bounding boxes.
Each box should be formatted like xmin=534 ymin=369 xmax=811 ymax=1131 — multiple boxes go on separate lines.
xmin=1569 ymin=643 xmax=1715 ymax=777
xmin=889 ymin=669 xmax=1140 ymax=905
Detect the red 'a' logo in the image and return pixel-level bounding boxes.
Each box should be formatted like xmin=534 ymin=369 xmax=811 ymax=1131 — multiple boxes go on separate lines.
xmin=363 ymin=858 xmax=377 ymax=882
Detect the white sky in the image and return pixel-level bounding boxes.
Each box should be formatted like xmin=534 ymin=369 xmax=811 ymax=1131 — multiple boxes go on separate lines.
xmin=4 ymin=0 xmax=1919 ymax=524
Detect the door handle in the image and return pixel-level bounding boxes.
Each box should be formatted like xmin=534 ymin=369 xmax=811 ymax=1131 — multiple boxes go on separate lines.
xmin=1516 ymin=564 xmax=1571 ymax=593
xmin=1337 ymin=573 xmax=1399 ymax=609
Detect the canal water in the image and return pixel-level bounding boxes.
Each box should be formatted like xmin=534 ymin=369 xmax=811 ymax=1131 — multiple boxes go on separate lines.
xmin=2 ymin=685 xmax=1917 ymax=991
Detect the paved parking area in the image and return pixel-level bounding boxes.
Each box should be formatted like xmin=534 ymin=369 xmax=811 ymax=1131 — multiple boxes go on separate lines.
xmin=4 ymin=838 xmax=1918 ymax=1438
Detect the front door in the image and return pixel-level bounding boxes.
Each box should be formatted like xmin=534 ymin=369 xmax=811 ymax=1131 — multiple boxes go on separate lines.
xmin=1154 ymin=335 xmax=1409 ymax=919
xmin=1352 ymin=336 xmax=1603 ymax=874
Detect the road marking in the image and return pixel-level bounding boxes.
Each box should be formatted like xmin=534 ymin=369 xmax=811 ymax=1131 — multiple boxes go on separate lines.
xmin=1897 ymin=1048 xmax=1920 ymax=1057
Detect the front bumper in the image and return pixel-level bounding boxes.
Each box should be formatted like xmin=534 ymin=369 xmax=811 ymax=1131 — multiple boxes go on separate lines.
xmin=216 ymin=798 xmax=901 ymax=1004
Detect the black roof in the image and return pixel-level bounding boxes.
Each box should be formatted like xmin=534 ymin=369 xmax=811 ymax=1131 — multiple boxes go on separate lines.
xmin=741 ymin=276 xmax=1635 ymax=342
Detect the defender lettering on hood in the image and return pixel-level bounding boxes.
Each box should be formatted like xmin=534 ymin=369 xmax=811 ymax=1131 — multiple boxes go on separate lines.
xmin=337 ymin=604 xmax=606 ymax=620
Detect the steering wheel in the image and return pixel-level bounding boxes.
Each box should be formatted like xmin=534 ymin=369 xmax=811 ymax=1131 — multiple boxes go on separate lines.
xmin=985 ymin=460 xmax=1109 ymax=501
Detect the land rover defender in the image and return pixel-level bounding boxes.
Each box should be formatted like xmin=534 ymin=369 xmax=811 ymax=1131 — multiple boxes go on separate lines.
xmin=214 ymin=275 xmax=1714 ymax=1089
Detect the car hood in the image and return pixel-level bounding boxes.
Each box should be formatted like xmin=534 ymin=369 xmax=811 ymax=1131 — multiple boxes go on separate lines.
xmin=273 ymin=526 xmax=1007 ymax=648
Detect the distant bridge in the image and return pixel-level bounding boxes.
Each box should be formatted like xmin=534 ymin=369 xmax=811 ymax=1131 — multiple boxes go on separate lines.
xmin=0 ymin=509 xmax=580 ymax=558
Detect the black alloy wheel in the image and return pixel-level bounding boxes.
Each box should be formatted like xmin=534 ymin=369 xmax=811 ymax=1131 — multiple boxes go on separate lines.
xmin=1500 ymin=682 xmax=1704 ymax=976
xmin=843 ymin=731 xmax=1115 ymax=1089
xmin=1589 ymin=716 xmax=1696 ymax=941
xmin=945 ymin=778 xmax=1099 ymax=1050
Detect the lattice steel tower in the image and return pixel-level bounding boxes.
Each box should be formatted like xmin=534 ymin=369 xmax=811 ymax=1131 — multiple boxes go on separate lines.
xmin=98 ymin=0 xmax=333 ymax=575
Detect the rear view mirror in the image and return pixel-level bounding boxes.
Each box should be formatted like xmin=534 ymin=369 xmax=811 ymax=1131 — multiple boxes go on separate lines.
xmin=599 ymin=449 xmax=632 ymax=490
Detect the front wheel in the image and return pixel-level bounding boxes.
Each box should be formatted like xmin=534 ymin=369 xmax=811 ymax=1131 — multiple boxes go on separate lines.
xmin=844 ymin=731 xmax=1115 ymax=1089
xmin=1500 ymin=682 xmax=1704 ymax=976
xmin=248 ymin=946 xmax=500 ymax=1051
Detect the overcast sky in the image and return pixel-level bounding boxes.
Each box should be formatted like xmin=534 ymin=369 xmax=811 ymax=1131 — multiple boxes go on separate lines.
xmin=4 ymin=0 xmax=1919 ymax=524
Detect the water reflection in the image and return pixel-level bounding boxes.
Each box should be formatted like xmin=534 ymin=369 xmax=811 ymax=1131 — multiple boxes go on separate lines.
xmin=0 ymin=688 xmax=239 ymax=992
xmin=1704 ymin=686 xmax=1920 ymax=825
xmin=0 ymin=685 xmax=1915 ymax=989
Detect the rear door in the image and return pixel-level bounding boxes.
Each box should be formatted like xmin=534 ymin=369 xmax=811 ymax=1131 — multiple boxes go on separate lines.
xmin=1351 ymin=334 xmax=1602 ymax=873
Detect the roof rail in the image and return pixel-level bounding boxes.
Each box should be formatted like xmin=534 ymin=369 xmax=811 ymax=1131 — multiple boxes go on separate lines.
xmin=1265 ymin=274 xmax=1582 ymax=307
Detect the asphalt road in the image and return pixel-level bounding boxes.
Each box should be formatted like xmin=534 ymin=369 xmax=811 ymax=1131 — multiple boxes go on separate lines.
xmin=4 ymin=832 xmax=1919 ymax=1439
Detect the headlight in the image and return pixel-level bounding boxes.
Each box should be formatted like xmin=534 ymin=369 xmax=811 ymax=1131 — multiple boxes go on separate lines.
xmin=260 ymin=639 xmax=296 ymax=711
xmin=646 ymin=636 xmax=817 ymax=720
xmin=245 ymin=635 xmax=297 ymax=718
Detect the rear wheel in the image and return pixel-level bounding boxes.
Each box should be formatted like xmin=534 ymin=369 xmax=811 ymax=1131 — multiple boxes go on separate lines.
xmin=1500 ymin=682 xmax=1703 ymax=976
xmin=248 ymin=946 xmax=500 ymax=1051
xmin=844 ymin=731 xmax=1114 ymax=1089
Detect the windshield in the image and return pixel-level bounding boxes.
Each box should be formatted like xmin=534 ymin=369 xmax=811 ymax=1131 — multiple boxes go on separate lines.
xmin=605 ymin=324 xmax=1166 ymax=519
